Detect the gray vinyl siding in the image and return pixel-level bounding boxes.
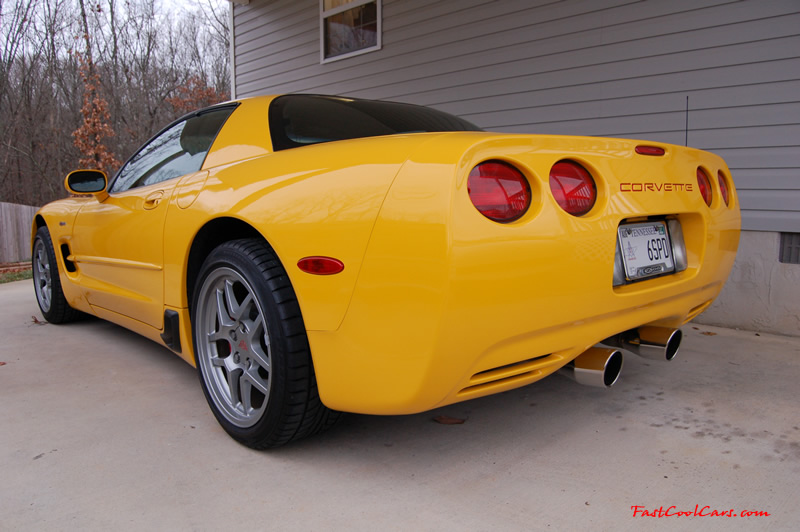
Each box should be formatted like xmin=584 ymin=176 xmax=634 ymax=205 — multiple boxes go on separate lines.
xmin=232 ymin=0 xmax=800 ymax=232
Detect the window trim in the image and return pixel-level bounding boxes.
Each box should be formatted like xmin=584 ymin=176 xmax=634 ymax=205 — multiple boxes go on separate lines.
xmin=319 ymin=0 xmax=381 ymax=64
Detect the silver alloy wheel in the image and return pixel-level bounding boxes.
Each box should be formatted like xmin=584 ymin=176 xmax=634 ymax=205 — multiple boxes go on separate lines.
xmin=33 ymin=238 xmax=52 ymax=313
xmin=195 ymin=266 xmax=272 ymax=428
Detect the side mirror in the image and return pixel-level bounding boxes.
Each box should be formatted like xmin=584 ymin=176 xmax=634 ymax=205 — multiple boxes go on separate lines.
xmin=65 ymin=169 xmax=108 ymax=201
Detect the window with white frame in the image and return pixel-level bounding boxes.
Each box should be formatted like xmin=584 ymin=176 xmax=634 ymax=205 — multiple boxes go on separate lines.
xmin=320 ymin=0 xmax=381 ymax=63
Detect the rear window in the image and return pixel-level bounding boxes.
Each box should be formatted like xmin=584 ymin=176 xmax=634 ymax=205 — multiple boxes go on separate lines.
xmin=268 ymin=94 xmax=481 ymax=151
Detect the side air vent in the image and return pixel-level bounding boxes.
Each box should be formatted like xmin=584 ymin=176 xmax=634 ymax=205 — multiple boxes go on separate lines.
xmin=457 ymin=354 xmax=563 ymax=397
xmin=60 ymin=244 xmax=77 ymax=272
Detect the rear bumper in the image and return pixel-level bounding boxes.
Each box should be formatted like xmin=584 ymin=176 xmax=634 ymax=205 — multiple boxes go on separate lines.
xmin=308 ymin=134 xmax=740 ymax=414
xmin=309 ymin=275 xmax=725 ymax=414
xmin=309 ymin=209 xmax=738 ymax=414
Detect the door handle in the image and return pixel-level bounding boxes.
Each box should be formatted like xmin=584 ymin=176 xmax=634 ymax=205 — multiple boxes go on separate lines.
xmin=143 ymin=190 xmax=165 ymax=210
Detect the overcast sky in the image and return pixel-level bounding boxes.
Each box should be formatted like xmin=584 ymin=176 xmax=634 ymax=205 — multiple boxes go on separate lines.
xmin=167 ymin=0 xmax=228 ymax=16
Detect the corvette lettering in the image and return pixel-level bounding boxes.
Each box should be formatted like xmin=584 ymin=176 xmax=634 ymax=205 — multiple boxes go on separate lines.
xmin=620 ymin=183 xmax=693 ymax=192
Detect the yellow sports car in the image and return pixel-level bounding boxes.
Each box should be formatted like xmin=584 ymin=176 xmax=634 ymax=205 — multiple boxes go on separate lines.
xmin=32 ymin=94 xmax=740 ymax=448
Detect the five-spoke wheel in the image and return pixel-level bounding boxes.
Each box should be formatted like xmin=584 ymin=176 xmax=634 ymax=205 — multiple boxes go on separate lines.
xmin=31 ymin=227 xmax=80 ymax=323
xmin=195 ymin=267 xmax=273 ymax=428
xmin=32 ymin=235 xmax=53 ymax=313
xmin=192 ymin=238 xmax=340 ymax=448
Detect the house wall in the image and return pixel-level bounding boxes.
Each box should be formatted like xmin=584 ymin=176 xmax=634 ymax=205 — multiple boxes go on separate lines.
xmin=698 ymin=231 xmax=800 ymax=335
xmin=231 ymin=0 xmax=800 ymax=335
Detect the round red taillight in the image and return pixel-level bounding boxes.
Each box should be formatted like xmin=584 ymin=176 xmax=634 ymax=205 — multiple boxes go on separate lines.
xmin=696 ymin=168 xmax=712 ymax=206
xmin=549 ymin=161 xmax=597 ymax=216
xmin=717 ymin=170 xmax=730 ymax=206
xmin=297 ymin=256 xmax=344 ymax=275
xmin=467 ymin=161 xmax=531 ymax=223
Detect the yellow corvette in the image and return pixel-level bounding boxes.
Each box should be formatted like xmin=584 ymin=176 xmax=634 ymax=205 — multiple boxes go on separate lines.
xmin=32 ymin=94 xmax=740 ymax=448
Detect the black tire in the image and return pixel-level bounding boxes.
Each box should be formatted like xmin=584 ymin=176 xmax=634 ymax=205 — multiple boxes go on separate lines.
xmin=32 ymin=226 xmax=81 ymax=323
xmin=191 ymin=238 xmax=341 ymax=448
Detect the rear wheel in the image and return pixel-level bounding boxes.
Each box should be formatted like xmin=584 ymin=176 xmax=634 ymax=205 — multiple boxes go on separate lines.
xmin=32 ymin=226 xmax=81 ymax=323
xmin=192 ymin=238 xmax=340 ymax=448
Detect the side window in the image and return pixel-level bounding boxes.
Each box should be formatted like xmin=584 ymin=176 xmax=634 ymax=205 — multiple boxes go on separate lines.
xmin=320 ymin=0 xmax=381 ymax=63
xmin=110 ymin=107 xmax=234 ymax=193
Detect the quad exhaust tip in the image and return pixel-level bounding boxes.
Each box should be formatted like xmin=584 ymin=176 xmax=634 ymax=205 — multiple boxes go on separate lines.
xmin=559 ymin=326 xmax=682 ymax=388
xmin=603 ymin=326 xmax=682 ymax=362
xmin=559 ymin=347 xmax=624 ymax=388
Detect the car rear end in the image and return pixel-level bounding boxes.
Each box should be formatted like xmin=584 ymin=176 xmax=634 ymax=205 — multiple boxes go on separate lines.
xmin=308 ymin=132 xmax=740 ymax=414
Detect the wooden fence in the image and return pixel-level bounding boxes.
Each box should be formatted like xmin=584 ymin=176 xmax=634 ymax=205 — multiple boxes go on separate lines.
xmin=0 ymin=202 xmax=39 ymax=263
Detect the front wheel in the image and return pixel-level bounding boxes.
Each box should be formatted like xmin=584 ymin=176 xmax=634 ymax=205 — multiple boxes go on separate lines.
xmin=192 ymin=238 xmax=340 ymax=448
xmin=32 ymin=226 xmax=81 ymax=323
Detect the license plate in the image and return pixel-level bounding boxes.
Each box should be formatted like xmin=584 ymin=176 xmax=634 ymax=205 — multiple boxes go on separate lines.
xmin=617 ymin=221 xmax=675 ymax=281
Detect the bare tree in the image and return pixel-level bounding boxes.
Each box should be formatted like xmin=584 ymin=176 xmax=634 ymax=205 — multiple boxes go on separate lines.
xmin=0 ymin=0 xmax=230 ymax=206
xmin=72 ymin=0 xmax=120 ymax=173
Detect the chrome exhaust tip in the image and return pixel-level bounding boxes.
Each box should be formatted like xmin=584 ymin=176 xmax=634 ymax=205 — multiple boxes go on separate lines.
xmin=603 ymin=326 xmax=682 ymax=361
xmin=559 ymin=347 xmax=624 ymax=388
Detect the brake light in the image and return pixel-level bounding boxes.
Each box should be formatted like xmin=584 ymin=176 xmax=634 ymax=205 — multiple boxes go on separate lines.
xmin=635 ymin=145 xmax=665 ymax=156
xmin=467 ymin=161 xmax=531 ymax=223
xmin=696 ymin=168 xmax=712 ymax=206
xmin=717 ymin=170 xmax=730 ymax=206
xmin=297 ymin=256 xmax=344 ymax=275
xmin=549 ymin=161 xmax=597 ymax=216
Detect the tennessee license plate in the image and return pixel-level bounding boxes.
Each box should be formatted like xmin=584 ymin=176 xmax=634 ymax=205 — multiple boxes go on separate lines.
xmin=618 ymin=221 xmax=675 ymax=281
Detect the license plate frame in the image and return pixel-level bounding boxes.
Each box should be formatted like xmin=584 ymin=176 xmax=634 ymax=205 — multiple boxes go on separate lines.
xmin=617 ymin=221 xmax=676 ymax=282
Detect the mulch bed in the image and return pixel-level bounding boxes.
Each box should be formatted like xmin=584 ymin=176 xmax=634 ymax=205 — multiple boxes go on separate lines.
xmin=0 ymin=262 xmax=31 ymax=274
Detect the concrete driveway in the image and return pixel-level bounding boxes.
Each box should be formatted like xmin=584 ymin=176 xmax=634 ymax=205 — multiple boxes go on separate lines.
xmin=1 ymin=278 xmax=798 ymax=531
